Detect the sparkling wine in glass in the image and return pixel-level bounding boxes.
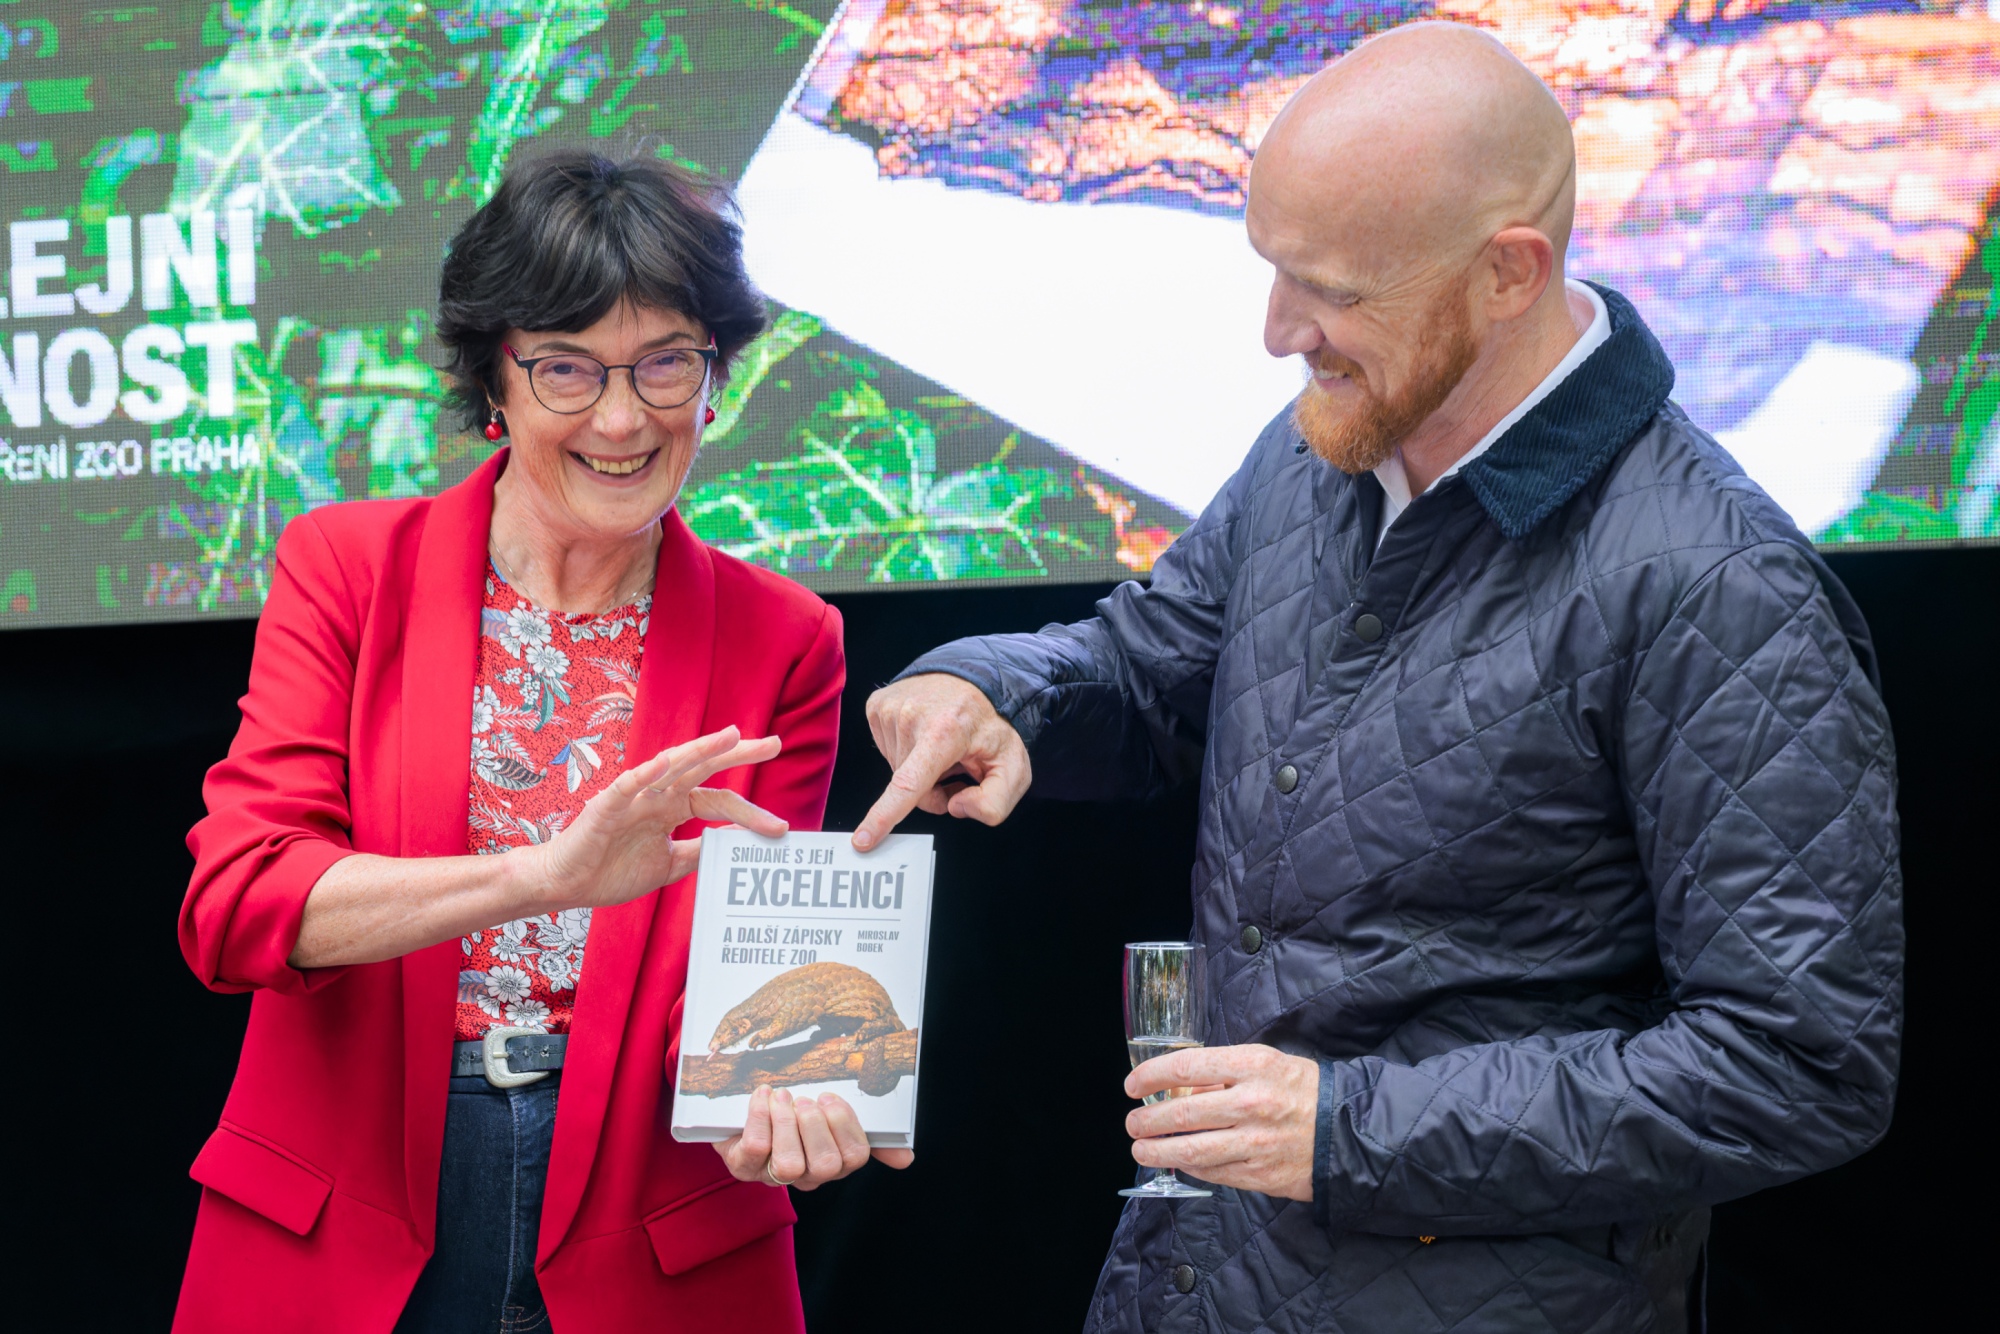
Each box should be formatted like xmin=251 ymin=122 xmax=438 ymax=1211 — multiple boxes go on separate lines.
xmin=1119 ymin=941 xmax=1213 ymax=1200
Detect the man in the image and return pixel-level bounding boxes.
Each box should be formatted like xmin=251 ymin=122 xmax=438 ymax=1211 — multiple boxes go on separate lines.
xmin=853 ymin=22 xmax=1903 ymax=1334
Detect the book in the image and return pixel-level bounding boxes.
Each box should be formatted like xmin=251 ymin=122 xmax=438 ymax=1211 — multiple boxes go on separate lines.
xmin=670 ymin=828 xmax=935 ymax=1149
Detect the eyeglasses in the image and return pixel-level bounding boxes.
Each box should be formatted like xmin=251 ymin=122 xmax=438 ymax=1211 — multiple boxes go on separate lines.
xmin=502 ymin=341 xmax=718 ymax=414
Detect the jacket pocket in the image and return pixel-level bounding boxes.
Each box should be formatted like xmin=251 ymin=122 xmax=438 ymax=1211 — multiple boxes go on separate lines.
xmin=189 ymin=1120 xmax=334 ymax=1237
xmin=643 ymin=1178 xmax=796 ymax=1276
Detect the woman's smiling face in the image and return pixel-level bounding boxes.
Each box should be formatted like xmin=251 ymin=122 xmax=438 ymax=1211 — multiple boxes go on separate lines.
xmin=493 ymin=300 xmax=711 ymax=542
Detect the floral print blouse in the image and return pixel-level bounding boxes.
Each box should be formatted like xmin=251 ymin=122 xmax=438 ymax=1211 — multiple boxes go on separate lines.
xmin=455 ymin=566 xmax=651 ymax=1041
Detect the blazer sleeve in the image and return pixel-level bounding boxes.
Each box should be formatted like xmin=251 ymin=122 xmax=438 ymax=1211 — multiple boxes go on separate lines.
xmin=745 ymin=601 xmax=845 ymax=833
xmin=180 ymin=514 xmax=361 ymax=996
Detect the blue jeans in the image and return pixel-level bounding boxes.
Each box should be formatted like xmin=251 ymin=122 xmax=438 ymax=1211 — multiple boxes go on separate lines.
xmin=396 ymin=1073 xmax=561 ymax=1333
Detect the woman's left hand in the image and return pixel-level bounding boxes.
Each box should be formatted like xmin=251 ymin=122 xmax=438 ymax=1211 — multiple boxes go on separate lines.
xmin=716 ymin=1085 xmax=916 ymax=1190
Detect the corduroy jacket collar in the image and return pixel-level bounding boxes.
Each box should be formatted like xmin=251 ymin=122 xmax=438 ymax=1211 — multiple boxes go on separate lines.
xmin=1459 ymin=281 xmax=1677 ymax=539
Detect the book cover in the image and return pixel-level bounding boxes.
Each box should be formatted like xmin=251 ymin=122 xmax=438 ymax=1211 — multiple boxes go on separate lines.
xmin=671 ymin=829 xmax=935 ymax=1149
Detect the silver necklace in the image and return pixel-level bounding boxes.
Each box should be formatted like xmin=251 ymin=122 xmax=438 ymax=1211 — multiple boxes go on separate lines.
xmin=488 ymin=543 xmax=655 ymax=614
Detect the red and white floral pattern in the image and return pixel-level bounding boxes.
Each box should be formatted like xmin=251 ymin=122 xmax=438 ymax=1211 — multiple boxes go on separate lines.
xmin=455 ymin=568 xmax=650 ymax=1040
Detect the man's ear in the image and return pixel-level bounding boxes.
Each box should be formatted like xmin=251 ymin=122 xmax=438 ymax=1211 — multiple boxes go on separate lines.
xmin=1483 ymin=226 xmax=1557 ymax=322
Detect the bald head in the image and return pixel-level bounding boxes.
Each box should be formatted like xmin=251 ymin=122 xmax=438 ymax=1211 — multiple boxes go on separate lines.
xmin=1251 ymin=22 xmax=1576 ymax=288
xmin=1250 ymin=24 xmax=1591 ymax=482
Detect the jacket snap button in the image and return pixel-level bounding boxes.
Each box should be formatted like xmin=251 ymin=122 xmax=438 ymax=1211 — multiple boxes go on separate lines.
xmin=1172 ymin=1264 xmax=1197 ymax=1294
xmin=1354 ymin=613 xmax=1384 ymax=643
xmin=1240 ymin=924 xmax=1263 ymax=953
xmin=1275 ymin=763 xmax=1299 ymax=794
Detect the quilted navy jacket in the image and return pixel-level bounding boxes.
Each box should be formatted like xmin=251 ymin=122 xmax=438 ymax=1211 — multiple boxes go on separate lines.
xmin=901 ymin=287 xmax=1903 ymax=1333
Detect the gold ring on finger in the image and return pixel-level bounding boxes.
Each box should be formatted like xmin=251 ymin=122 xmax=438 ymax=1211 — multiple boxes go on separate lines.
xmin=765 ymin=1160 xmax=799 ymax=1188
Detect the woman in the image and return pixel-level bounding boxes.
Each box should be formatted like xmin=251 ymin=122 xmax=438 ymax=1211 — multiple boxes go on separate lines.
xmin=175 ymin=150 xmax=907 ymax=1334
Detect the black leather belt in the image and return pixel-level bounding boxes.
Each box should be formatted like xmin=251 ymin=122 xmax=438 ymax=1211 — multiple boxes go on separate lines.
xmin=453 ymin=1027 xmax=566 ymax=1087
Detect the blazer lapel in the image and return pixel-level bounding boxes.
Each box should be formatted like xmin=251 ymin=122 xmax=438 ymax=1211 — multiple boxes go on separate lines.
xmin=540 ymin=510 xmax=717 ymax=1258
xmin=399 ymin=449 xmax=504 ymax=1243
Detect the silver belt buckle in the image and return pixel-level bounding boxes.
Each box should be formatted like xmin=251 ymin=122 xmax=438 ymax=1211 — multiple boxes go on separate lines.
xmin=481 ymin=1025 xmax=551 ymax=1088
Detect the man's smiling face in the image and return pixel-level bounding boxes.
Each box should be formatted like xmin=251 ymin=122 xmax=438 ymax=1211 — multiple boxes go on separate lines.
xmin=1247 ymin=140 xmax=1483 ymax=476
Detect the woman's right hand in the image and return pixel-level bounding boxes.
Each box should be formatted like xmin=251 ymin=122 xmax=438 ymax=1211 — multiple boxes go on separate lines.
xmin=525 ymin=726 xmax=787 ymax=911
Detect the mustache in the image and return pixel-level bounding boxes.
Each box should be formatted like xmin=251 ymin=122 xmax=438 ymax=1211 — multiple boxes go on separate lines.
xmin=1304 ymin=348 xmax=1367 ymax=383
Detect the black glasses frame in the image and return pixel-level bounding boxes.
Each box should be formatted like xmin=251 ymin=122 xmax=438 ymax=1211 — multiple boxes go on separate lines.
xmin=502 ymin=342 xmax=718 ymax=413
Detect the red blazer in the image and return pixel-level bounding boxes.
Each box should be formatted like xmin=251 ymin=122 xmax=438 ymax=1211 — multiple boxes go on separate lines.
xmin=176 ymin=451 xmax=841 ymax=1332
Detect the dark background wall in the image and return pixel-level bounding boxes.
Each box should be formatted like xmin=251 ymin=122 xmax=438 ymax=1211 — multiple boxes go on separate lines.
xmin=10 ymin=547 xmax=1993 ymax=1330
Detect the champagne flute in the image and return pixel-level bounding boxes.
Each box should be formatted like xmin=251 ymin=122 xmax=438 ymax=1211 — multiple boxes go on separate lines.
xmin=1119 ymin=941 xmax=1213 ymax=1200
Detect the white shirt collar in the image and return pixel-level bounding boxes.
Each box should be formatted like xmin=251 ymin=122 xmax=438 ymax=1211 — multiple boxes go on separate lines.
xmin=1373 ymin=279 xmax=1610 ymax=546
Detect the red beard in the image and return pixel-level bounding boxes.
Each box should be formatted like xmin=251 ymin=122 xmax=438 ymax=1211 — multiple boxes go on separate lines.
xmin=1292 ymin=277 xmax=1482 ymax=475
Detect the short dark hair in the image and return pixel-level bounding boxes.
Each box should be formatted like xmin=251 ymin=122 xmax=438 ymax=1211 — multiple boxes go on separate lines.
xmin=436 ymin=149 xmax=768 ymax=433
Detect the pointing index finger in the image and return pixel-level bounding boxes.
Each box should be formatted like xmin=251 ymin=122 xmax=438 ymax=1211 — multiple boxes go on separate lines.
xmin=853 ymin=729 xmax=964 ymax=850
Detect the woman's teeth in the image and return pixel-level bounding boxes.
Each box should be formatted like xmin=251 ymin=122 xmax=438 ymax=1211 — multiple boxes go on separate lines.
xmin=580 ymin=452 xmax=652 ymax=475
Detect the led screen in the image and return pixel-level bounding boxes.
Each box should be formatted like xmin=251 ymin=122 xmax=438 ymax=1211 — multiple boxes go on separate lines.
xmin=2 ymin=1 xmax=1994 ymax=628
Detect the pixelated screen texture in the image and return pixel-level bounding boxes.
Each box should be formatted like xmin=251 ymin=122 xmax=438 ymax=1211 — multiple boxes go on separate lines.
xmin=0 ymin=0 xmax=1993 ymax=628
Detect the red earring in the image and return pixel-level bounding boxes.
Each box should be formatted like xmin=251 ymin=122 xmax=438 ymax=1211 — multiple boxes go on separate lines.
xmin=484 ymin=409 xmax=505 ymax=441
xmin=704 ymin=406 xmax=716 ymax=425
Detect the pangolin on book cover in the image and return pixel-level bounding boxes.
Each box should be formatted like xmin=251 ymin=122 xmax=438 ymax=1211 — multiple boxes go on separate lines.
xmin=683 ymin=962 xmax=920 ymax=1098
xmin=709 ymin=961 xmax=906 ymax=1051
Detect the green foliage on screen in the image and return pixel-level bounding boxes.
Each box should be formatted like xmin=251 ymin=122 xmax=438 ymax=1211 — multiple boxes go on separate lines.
xmin=0 ymin=1 xmax=1175 ymax=625
xmin=1 ymin=1 xmax=1991 ymax=629
xmin=1819 ymin=218 xmax=1999 ymax=546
